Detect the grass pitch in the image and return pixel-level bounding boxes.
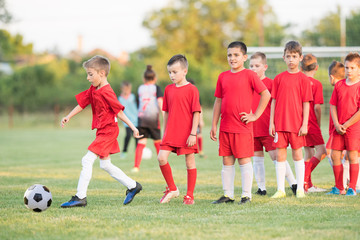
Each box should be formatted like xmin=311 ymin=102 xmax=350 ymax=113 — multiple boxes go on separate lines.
xmin=0 ymin=111 xmax=360 ymax=240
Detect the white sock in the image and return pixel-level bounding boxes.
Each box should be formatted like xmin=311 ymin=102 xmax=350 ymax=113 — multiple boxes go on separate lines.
xmin=327 ymin=155 xmax=333 ymax=167
xmin=253 ymin=156 xmax=266 ymax=190
xmin=275 ymin=161 xmax=286 ymax=192
xmin=342 ymin=159 xmax=349 ymax=189
xmin=285 ymin=161 xmax=297 ymax=186
xmin=221 ymin=165 xmax=235 ymax=198
xmin=240 ymin=162 xmax=253 ymax=199
xmin=294 ymin=159 xmax=305 ymax=192
xmin=76 ymin=151 xmax=97 ymax=199
xmin=100 ymin=159 xmax=136 ymax=189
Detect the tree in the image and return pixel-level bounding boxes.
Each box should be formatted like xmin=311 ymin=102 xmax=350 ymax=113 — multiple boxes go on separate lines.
xmin=346 ymin=10 xmax=360 ymax=46
xmin=0 ymin=0 xmax=12 ymax=23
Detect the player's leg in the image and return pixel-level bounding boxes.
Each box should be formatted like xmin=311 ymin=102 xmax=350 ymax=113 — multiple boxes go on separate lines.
xmin=121 ymin=127 xmax=132 ymax=159
xmin=212 ymin=155 xmax=236 ymax=204
xmin=306 ymin=144 xmax=327 ymax=192
xmin=184 ymin=153 xmax=197 ymax=204
xmin=346 ymin=150 xmax=359 ymax=195
xmin=292 ymin=148 xmax=306 ymax=198
xmin=238 ymin=157 xmax=253 ymax=204
xmin=61 ymin=151 xmax=98 ymax=208
xmin=133 ymin=137 xmax=147 ymax=172
xmin=150 ymin=127 xmax=162 ymax=155
xmin=158 ymin=149 xmax=179 ymax=203
xmin=253 ymin=150 xmax=266 ymax=195
xmin=327 ymin=149 xmax=345 ymax=195
xmin=271 ymin=148 xmax=287 ymax=198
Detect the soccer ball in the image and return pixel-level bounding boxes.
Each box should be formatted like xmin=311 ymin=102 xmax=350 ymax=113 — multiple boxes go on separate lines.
xmin=24 ymin=184 xmax=52 ymax=212
xmin=142 ymin=147 xmax=152 ymax=160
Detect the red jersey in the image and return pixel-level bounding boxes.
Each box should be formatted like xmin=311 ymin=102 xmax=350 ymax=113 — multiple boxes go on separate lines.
xmin=76 ymin=85 xmax=124 ymax=130
xmin=162 ymin=83 xmax=201 ymax=147
xmin=308 ymin=77 xmax=324 ymax=135
xmin=329 ymin=79 xmax=360 ymax=136
xmin=214 ymin=69 xmax=267 ymax=134
xmin=272 ymin=71 xmax=313 ymax=133
xmin=251 ymin=77 xmax=273 ymax=137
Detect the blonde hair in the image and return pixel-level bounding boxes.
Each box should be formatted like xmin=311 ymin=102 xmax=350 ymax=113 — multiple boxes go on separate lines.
xmin=83 ymin=55 xmax=111 ymax=76
xmin=250 ymin=52 xmax=267 ymax=64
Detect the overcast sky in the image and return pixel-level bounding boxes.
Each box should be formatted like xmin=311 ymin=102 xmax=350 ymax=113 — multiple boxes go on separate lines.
xmin=2 ymin=0 xmax=360 ymax=56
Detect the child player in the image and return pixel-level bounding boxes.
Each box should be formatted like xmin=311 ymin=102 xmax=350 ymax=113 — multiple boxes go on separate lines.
xmin=118 ymin=81 xmax=138 ymax=159
xmin=211 ymin=42 xmax=271 ymax=204
xmin=270 ymin=41 xmax=313 ymax=199
xmin=60 ymin=56 xmax=143 ymax=208
xmin=327 ymin=52 xmax=360 ymax=196
xmin=132 ymin=65 xmax=163 ymax=172
xmin=300 ymin=54 xmax=327 ymax=193
xmin=157 ymin=54 xmax=201 ymax=205
xmin=249 ymin=52 xmax=297 ymax=196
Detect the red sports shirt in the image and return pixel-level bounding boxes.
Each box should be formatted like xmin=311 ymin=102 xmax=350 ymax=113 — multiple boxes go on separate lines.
xmin=308 ymin=77 xmax=324 ymax=135
xmin=162 ymin=83 xmax=201 ymax=147
xmin=76 ymin=84 xmax=124 ymax=130
xmin=329 ymin=79 xmax=360 ymax=137
xmin=272 ymin=71 xmax=313 ymax=133
xmin=252 ymin=77 xmax=273 ymax=137
xmin=215 ymin=69 xmax=267 ymax=134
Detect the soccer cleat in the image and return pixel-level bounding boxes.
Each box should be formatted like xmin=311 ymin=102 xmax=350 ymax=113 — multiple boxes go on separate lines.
xmin=296 ymin=190 xmax=306 ymax=198
xmin=211 ymin=195 xmax=235 ymax=204
xmin=326 ymin=187 xmax=346 ymax=195
xmin=131 ymin=167 xmax=139 ymax=173
xmin=290 ymin=184 xmax=297 ymax=196
xmin=345 ymin=188 xmax=357 ymax=196
xmin=123 ymin=182 xmax=142 ymax=205
xmin=183 ymin=195 xmax=195 ymax=205
xmin=61 ymin=195 xmax=87 ymax=208
xmin=271 ymin=190 xmax=286 ymax=199
xmin=307 ymin=186 xmax=327 ymax=193
xmin=160 ymin=187 xmax=179 ymax=203
xmin=255 ymin=188 xmax=267 ymax=196
xmin=120 ymin=152 xmax=127 ymax=159
xmin=239 ymin=196 xmax=251 ymax=205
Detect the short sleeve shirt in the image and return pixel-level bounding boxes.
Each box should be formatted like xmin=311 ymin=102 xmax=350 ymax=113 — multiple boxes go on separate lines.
xmin=308 ymin=77 xmax=324 ymax=135
xmin=138 ymin=84 xmax=163 ymax=128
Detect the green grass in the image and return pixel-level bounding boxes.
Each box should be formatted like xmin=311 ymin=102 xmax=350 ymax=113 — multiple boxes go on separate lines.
xmin=1 ymin=111 xmax=360 ymax=240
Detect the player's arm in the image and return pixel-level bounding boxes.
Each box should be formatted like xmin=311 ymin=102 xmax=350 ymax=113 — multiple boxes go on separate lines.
xmin=210 ymin=97 xmax=221 ymax=141
xmin=314 ymin=104 xmax=322 ymax=127
xmin=240 ymin=89 xmax=270 ymax=124
xmin=269 ymin=99 xmax=275 ymax=137
xmin=117 ymin=110 xmax=143 ymax=138
xmin=330 ymin=104 xmax=346 ymax=135
xmin=163 ymin=111 xmax=168 ymax=131
xmin=299 ymin=102 xmax=309 ymax=136
xmin=61 ymin=105 xmax=83 ymax=128
xmin=343 ymin=109 xmax=360 ymax=130
xmin=187 ymin=111 xmax=200 ymax=147
xmin=157 ymin=97 xmax=165 ymax=120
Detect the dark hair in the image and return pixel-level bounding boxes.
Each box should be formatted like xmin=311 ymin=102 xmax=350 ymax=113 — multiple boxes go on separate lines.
xmin=301 ymin=54 xmax=318 ymax=72
xmin=328 ymin=60 xmax=345 ymax=79
xmin=144 ymin=65 xmax=156 ymax=81
xmin=345 ymin=52 xmax=360 ymax=67
xmin=228 ymin=41 xmax=247 ymax=55
xmin=284 ymin=40 xmax=302 ymax=56
xmin=167 ymin=54 xmax=188 ymax=69
xmin=250 ymin=52 xmax=267 ymax=64
xmin=121 ymin=81 xmax=131 ymax=87
xmin=83 ymin=55 xmax=111 ymax=76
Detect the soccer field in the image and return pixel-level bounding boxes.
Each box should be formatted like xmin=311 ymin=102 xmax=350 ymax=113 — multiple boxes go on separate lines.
xmin=0 ymin=112 xmax=360 ymax=240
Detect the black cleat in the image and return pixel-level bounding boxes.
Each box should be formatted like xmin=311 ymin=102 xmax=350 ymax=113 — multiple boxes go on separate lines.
xmin=291 ymin=184 xmax=297 ymax=196
xmin=255 ymin=188 xmax=267 ymax=196
xmin=239 ymin=196 xmax=251 ymax=205
xmin=61 ymin=195 xmax=87 ymax=208
xmin=211 ymin=195 xmax=235 ymax=204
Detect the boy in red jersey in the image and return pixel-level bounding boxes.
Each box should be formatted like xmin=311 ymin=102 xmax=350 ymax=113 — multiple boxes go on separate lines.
xmin=60 ymin=56 xmax=143 ymax=208
xmin=328 ymin=52 xmax=360 ymax=196
xmin=270 ymin=41 xmax=313 ymax=199
xmin=250 ymin=52 xmax=297 ymax=196
xmin=300 ymin=54 xmax=327 ymax=193
xmin=157 ymin=54 xmax=201 ymax=205
xmin=211 ymin=42 xmax=271 ymax=204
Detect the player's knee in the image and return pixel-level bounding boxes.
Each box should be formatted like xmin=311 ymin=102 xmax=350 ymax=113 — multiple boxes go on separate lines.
xmin=157 ymin=154 xmax=167 ymax=165
xmin=82 ymin=151 xmax=97 ymax=167
xmin=100 ymin=160 xmax=111 ymax=171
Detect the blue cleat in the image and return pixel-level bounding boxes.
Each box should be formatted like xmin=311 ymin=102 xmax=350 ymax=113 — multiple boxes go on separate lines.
xmin=123 ymin=182 xmax=142 ymax=205
xmin=61 ymin=195 xmax=87 ymax=208
xmin=345 ymin=188 xmax=357 ymax=196
xmin=326 ymin=187 xmax=346 ymax=195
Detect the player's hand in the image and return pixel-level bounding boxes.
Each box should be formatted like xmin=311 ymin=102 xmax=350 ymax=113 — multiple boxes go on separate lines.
xmin=133 ymin=128 xmax=144 ymax=139
xmin=335 ymin=124 xmax=346 ymax=135
xmin=269 ymin=123 xmax=275 ymax=137
xmin=240 ymin=112 xmax=257 ymax=124
xmin=298 ymin=125 xmax=308 ymax=136
xmin=210 ymin=126 xmax=217 ymax=141
xmin=186 ymin=135 xmax=196 ymax=147
xmin=60 ymin=116 xmax=69 ymax=128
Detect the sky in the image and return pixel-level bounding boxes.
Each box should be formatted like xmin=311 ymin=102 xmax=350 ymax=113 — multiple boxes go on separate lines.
xmin=3 ymin=0 xmax=360 ymax=56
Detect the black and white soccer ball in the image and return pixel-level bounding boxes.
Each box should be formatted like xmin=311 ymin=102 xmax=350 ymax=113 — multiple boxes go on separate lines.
xmin=24 ymin=184 xmax=52 ymax=212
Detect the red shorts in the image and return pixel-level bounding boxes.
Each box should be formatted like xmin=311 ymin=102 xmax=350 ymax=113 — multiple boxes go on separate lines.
xmin=88 ymin=124 xmax=120 ymax=158
xmin=326 ymin=133 xmax=334 ymax=149
xmin=219 ymin=131 xmax=254 ymax=158
xmin=254 ymin=136 xmax=276 ymax=152
xmin=275 ymin=131 xmax=305 ymax=149
xmin=331 ymin=132 xmax=360 ymax=151
xmin=160 ymin=144 xmax=198 ymax=155
xmin=305 ymin=133 xmax=325 ymax=147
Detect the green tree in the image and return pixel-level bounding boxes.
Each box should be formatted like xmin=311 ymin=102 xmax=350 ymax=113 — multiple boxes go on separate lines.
xmin=0 ymin=29 xmax=33 ymax=61
xmin=346 ymin=10 xmax=360 ymax=46
xmin=0 ymin=0 xmax=11 ymax=23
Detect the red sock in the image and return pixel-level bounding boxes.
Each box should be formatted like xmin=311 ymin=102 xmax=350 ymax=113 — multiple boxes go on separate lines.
xmin=333 ymin=164 xmax=344 ymax=190
xmin=310 ymin=156 xmax=321 ymax=172
xmin=134 ymin=143 xmax=145 ymax=168
xmin=186 ymin=168 xmax=197 ymax=198
xmin=349 ymin=163 xmax=359 ymax=190
xmin=160 ymin=163 xmax=176 ymax=191
xmin=198 ymin=137 xmax=203 ymax=152
xmin=154 ymin=141 xmax=161 ymax=154
xmin=304 ymin=161 xmax=311 ymax=184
